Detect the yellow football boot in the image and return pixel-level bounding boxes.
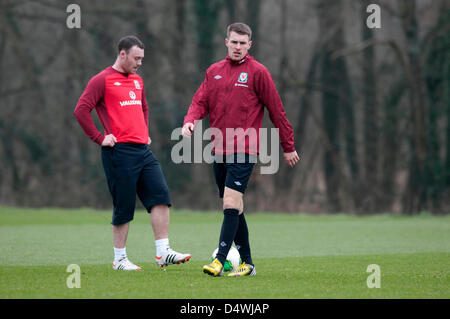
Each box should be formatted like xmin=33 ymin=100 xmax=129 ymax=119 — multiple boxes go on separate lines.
xmin=227 ymin=262 xmax=256 ymax=277
xmin=203 ymin=258 xmax=224 ymax=277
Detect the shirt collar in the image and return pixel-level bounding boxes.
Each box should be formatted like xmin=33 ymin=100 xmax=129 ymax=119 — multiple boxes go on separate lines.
xmin=226 ymin=54 xmax=251 ymax=65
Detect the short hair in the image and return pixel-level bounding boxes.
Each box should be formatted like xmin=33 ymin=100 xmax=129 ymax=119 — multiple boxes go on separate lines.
xmin=226 ymin=23 xmax=252 ymax=40
xmin=117 ymin=35 xmax=144 ymax=53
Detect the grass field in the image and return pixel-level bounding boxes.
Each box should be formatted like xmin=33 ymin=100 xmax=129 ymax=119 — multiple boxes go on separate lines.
xmin=0 ymin=207 xmax=449 ymax=299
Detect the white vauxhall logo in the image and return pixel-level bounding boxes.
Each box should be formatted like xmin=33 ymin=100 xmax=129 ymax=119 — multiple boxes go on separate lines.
xmin=120 ymin=90 xmax=141 ymax=106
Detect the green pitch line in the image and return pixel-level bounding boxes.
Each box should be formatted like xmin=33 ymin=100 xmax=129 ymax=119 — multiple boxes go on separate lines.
xmin=0 ymin=207 xmax=449 ymax=298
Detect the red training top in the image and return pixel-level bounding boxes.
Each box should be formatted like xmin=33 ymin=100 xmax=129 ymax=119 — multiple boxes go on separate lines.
xmin=184 ymin=54 xmax=295 ymax=155
xmin=74 ymin=66 xmax=149 ymax=145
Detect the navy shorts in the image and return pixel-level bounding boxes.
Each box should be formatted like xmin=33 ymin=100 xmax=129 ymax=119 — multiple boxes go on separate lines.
xmin=101 ymin=143 xmax=171 ymax=225
xmin=213 ymin=153 xmax=256 ymax=198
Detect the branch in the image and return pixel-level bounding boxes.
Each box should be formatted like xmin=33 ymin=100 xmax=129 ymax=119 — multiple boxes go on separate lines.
xmin=331 ymin=38 xmax=409 ymax=77
xmin=6 ymin=12 xmax=64 ymax=24
xmin=379 ymin=0 xmax=400 ymax=18
xmin=421 ymin=18 xmax=450 ymax=52
xmin=0 ymin=0 xmax=29 ymax=11
xmin=0 ymin=86 xmax=35 ymax=98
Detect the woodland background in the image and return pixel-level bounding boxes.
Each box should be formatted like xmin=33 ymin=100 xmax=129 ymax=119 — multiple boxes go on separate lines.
xmin=0 ymin=0 xmax=449 ymax=215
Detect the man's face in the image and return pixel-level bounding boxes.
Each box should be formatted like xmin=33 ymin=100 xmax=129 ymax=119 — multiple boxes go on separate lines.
xmin=119 ymin=45 xmax=144 ymax=74
xmin=225 ymin=31 xmax=252 ymax=61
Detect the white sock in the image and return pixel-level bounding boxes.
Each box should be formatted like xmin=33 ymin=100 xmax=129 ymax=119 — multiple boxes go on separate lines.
xmin=155 ymin=238 xmax=170 ymax=257
xmin=114 ymin=247 xmax=127 ymax=263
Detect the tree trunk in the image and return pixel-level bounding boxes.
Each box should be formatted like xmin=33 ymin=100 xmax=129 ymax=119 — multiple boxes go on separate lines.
xmin=246 ymin=0 xmax=261 ymax=59
xmin=361 ymin=0 xmax=378 ymax=212
xmin=400 ymin=0 xmax=428 ymax=213
xmin=423 ymin=7 xmax=450 ymax=212
xmin=316 ymin=0 xmax=357 ymax=212
xmin=380 ymin=79 xmax=405 ymax=212
xmin=193 ymin=0 xmax=221 ymax=73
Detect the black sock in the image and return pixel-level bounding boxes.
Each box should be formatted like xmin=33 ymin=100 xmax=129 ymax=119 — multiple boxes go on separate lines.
xmin=216 ymin=208 xmax=240 ymax=265
xmin=234 ymin=213 xmax=253 ymax=266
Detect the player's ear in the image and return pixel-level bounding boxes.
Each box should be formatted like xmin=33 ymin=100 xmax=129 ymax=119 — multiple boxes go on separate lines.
xmin=119 ymin=49 xmax=127 ymax=60
xmin=248 ymin=40 xmax=252 ymax=50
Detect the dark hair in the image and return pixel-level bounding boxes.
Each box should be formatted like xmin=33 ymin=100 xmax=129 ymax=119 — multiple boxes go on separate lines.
xmin=117 ymin=35 xmax=144 ymax=53
xmin=226 ymin=23 xmax=252 ymax=40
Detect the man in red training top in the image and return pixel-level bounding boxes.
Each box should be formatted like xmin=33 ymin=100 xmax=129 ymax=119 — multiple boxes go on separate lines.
xmin=74 ymin=36 xmax=191 ymax=271
xmin=182 ymin=23 xmax=300 ymax=277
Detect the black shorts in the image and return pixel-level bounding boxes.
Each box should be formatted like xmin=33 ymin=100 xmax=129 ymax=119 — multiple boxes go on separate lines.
xmin=101 ymin=143 xmax=171 ymax=225
xmin=213 ymin=153 xmax=256 ymax=198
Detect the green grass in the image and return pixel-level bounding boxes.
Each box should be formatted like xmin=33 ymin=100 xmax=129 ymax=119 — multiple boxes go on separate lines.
xmin=0 ymin=207 xmax=449 ymax=298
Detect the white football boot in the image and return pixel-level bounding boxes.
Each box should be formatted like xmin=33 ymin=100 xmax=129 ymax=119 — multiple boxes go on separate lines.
xmin=156 ymin=249 xmax=191 ymax=268
xmin=112 ymin=257 xmax=142 ymax=271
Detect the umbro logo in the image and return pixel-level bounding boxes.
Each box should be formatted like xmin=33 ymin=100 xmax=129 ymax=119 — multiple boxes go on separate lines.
xmin=114 ymin=82 xmax=121 ymax=86
xmin=234 ymin=181 xmax=242 ymax=186
xmin=220 ymin=241 xmax=227 ymax=247
xmin=214 ymin=75 xmax=222 ymax=80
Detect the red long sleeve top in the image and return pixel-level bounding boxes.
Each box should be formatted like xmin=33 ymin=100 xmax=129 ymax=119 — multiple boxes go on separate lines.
xmin=184 ymin=54 xmax=295 ymax=155
xmin=74 ymin=66 xmax=149 ymax=145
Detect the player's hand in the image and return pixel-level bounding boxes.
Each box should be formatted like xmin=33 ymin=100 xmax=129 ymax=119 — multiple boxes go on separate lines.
xmin=148 ymin=136 xmax=152 ymax=146
xmin=284 ymin=151 xmax=300 ymax=167
xmin=101 ymin=134 xmax=117 ymax=147
xmin=182 ymin=123 xmax=195 ymax=138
